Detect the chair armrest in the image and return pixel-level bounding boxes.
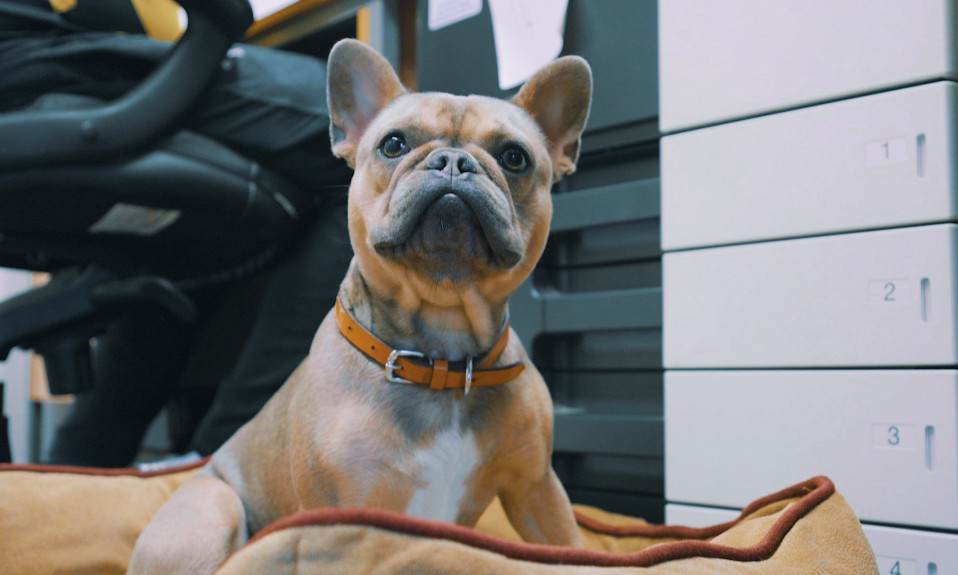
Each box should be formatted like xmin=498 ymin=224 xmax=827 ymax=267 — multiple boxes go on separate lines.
xmin=0 ymin=0 xmax=254 ymax=170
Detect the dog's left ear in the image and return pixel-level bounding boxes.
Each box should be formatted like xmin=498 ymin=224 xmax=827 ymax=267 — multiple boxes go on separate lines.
xmin=327 ymin=39 xmax=407 ymax=166
xmin=512 ymin=56 xmax=592 ymax=181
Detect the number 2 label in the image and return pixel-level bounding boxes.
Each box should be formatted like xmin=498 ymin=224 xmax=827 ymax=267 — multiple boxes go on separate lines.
xmin=869 ymin=279 xmax=910 ymax=304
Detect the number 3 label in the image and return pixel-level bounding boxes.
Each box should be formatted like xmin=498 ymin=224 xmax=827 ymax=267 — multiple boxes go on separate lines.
xmin=872 ymin=424 xmax=915 ymax=450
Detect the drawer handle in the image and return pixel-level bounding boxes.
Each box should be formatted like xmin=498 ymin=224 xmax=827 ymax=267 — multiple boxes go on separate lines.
xmin=920 ymin=278 xmax=931 ymax=322
xmin=916 ymin=133 xmax=926 ymax=178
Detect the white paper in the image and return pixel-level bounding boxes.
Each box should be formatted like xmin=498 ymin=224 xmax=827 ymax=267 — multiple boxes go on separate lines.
xmin=248 ymin=0 xmax=299 ymax=21
xmin=428 ymin=0 xmax=483 ymax=31
xmin=488 ymin=0 xmax=569 ymax=90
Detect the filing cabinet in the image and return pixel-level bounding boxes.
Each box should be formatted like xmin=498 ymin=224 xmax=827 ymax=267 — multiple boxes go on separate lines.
xmin=513 ymin=157 xmax=664 ymax=520
xmin=660 ymin=0 xmax=958 ymax=561
xmin=665 ymin=369 xmax=958 ymax=530
xmin=666 ymin=503 xmax=958 ymax=574
xmin=659 ymin=0 xmax=958 ymax=132
xmin=664 ymin=224 xmax=957 ymax=369
xmin=661 ymin=82 xmax=958 ymax=251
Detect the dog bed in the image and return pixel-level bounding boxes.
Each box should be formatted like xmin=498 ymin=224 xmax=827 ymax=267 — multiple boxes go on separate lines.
xmin=0 ymin=461 xmax=877 ymax=574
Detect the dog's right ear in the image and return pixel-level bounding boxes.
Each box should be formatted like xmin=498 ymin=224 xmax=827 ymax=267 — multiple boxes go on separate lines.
xmin=327 ymin=39 xmax=407 ymax=166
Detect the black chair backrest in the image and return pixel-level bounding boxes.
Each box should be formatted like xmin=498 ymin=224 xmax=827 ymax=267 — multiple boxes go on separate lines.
xmin=0 ymin=0 xmax=314 ymax=286
xmin=0 ymin=0 xmax=253 ymax=170
xmin=0 ymin=0 xmax=319 ymax=395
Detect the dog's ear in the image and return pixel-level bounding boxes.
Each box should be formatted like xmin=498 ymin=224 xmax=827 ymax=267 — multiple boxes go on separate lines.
xmin=327 ymin=39 xmax=407 ymax=166
xmin=512 ymin=56 xmax=592 ymax=181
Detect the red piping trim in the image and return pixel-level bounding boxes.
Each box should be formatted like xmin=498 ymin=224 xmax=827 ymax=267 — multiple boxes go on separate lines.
xmin=243 ymin=476 xmax=836 ymax=568
xmin=0 ymin=457 xmax=210 ymax=478
xmin=0 ymin=462 xmax=837 ymax=567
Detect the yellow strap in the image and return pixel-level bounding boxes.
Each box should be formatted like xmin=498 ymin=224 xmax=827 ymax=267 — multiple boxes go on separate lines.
xmin=131 ymin=0 xmax=184 ymax=41
xmin=47 ymin=0 xmax=76 ymax=13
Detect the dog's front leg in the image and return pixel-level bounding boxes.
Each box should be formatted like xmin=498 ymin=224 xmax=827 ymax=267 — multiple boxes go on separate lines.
xmin=500 ymin=469 xmax=583 ymax=547
xmin=127 ymin=474 xmax=248 ymax=575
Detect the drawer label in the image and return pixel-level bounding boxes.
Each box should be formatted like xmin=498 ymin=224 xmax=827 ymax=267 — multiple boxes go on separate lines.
xmin=872 ymin=424 xmax=916 ymax=450
xmin=866 ymin=137 xmax=909 ymax=166
xmin=876 ymin=556 xmax=916 ymax=575
xmin=869 ymin=279 xmax=912 ymax=304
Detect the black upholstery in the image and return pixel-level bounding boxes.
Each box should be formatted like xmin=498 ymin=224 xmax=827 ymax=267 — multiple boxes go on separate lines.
xmin=0 ymin=0 xmax=316 ymax=395
xmin=0 ymin=95 xmax=312 ymax=282
xmin=0 ymin=0 xmax=252 ymax=170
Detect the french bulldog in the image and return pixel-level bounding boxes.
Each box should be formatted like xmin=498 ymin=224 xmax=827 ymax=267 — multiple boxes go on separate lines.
xmin=128 ymin=38 xmax=592 ymax=574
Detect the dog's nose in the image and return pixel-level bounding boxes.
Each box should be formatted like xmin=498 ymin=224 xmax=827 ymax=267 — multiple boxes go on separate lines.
xmin=426 ymin=148 xmax=478 ymax=176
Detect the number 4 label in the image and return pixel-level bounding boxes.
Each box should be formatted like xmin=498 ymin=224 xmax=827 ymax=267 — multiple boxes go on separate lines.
xmin=876 ymin=556 xmax=916 ymax=575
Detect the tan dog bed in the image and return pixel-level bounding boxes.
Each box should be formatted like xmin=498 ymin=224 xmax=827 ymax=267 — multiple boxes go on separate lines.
xmin=0 ymin=462 xmax=877 ymax=574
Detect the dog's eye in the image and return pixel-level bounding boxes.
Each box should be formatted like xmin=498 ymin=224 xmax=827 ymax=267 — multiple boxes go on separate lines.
xmin=498 ymin=146 xmax=528 ymax=173
xmin=379 ymin=134 xmax=409 ymax=159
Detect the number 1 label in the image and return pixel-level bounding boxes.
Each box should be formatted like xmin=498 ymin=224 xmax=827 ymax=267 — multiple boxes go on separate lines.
xmin=866 ymin=137 xmax=908 ymax=166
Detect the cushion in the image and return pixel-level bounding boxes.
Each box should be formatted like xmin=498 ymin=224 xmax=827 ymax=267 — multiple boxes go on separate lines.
xmin=217 ymin=476 xmax=878 ymax=574
xmin=0 ymin=462 xmax=877 ymax=574
xmin=0 ymin=460 xmax=203 ymax=575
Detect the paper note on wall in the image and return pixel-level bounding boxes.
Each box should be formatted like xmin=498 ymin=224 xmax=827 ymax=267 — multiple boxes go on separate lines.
xmin=248 ymin=0 xmax=298 ymax=20
xmin=488 ymin=0 xmax=569 ymax=90
xmin=428 ymin=0 xmax=483 ymax=31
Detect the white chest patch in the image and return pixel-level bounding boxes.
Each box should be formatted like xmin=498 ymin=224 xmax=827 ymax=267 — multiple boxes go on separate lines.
xmin=403 ymin=426 xmax=480 ymax=523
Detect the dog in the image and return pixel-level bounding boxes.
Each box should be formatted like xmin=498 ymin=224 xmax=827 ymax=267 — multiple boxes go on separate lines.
xmin=128 ymin=38 xmax=592 ymax=574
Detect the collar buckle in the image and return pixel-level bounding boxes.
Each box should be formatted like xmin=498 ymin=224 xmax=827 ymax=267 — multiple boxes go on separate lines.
xmin=384 ymin=349 xmax=426 ymax=384
xmin=464 ymin=356 xmax=473 ymax=395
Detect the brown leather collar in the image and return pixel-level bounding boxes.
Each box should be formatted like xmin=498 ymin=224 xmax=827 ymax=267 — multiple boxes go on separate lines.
xmin=335 ymin=297 xmax=524 ymax=392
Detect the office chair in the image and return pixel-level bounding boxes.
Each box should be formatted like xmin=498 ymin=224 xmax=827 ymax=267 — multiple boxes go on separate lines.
xmin=0 ymin=0 xmax=317 ymax=411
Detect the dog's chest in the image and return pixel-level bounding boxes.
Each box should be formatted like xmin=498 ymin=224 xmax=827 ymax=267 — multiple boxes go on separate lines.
xmin=402 ymin=424 xmax=480 ymax=523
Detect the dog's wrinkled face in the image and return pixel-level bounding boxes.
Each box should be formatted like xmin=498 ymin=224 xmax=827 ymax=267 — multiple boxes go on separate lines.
xmin=327 ymin=40 xmax=591 ymax=304
xmin=359 ymin=93 xmax=548 ymax=283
